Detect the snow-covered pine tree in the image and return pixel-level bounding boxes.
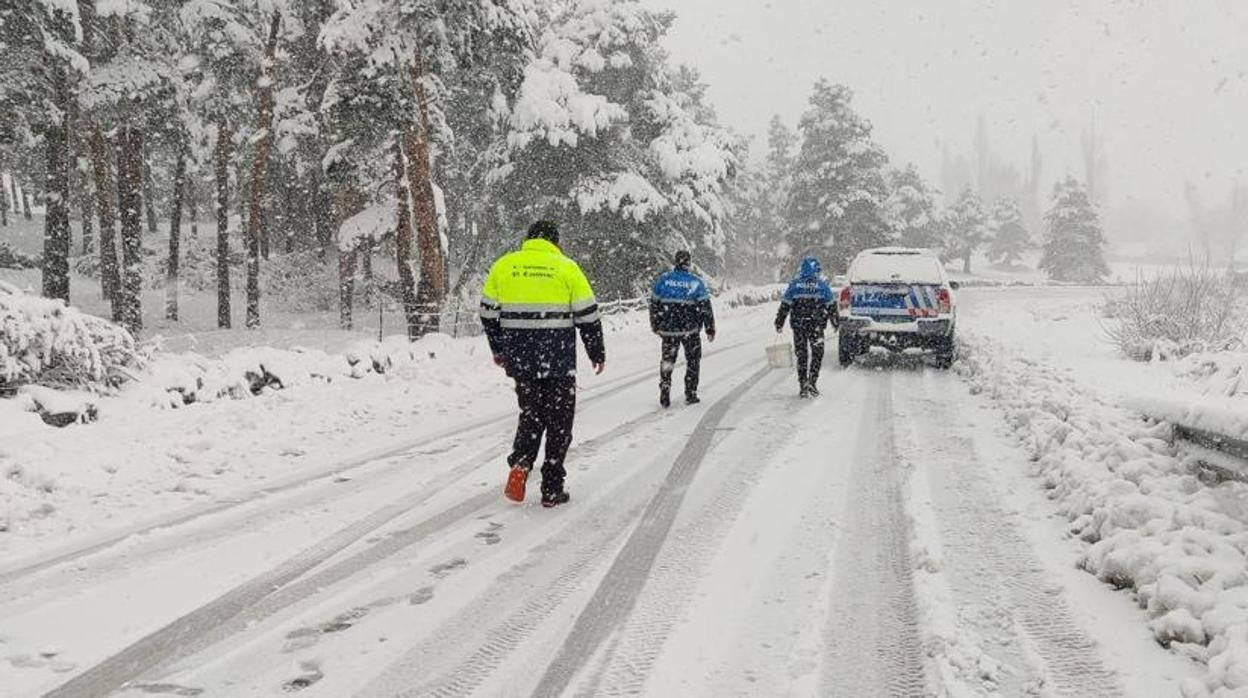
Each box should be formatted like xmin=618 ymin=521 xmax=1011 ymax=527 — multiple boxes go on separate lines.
xmin=885 ymin=165 xmax=947 ymax=252
xmin=986 ymin=196 xmax=1030 ymax=266
xmin=945 ymin=188 xmax=988 ymax=273
xmin=322 ymin=0 xmax=536 ymax=336
xmin=496 ymin=0 xmax=735 ymax=299
xmin=723 ymin=117 xmax=793 ymax=283
xmin=1039 ymin=177 xmax=1109 ymax=283
xmin=785 ymin=80 xmax=889 ymax=273
xmin=0 ymin=2 xmax=87 ymax=304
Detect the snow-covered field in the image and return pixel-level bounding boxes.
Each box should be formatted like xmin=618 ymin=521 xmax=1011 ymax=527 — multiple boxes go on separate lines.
xmin=2 ymin=284 xmax=1247 ymax=696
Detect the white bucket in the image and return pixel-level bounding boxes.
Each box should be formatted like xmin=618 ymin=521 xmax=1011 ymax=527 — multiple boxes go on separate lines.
xmin=765 ymin=341 xmax=794 ymax=369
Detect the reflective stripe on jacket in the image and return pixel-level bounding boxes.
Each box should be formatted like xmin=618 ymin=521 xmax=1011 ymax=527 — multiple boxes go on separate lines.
xmin=480 ymin=238 xmax=605 ymax=379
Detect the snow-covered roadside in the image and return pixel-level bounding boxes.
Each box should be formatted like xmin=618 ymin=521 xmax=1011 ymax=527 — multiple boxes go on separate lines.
xmin=955 ymin=330 xmax=1248 ymax=697
xmin=0 ymin=298 xmax=777 ymax=567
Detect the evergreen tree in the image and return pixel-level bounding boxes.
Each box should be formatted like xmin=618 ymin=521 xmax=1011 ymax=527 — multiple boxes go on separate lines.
xmin=885 ymin=164 xmax=946 ymax=251
xmin=945 ymin=188 xmax=987 ymax=273
xmin=1039 ymin=177 xmax=1109 ymax=283
xmin=496 ymin=0 xmax=735 ymax=298
xmin=785 ymin=80 xmax=889 ymax=272
xmin=986 ymin=196 xmax=1030 ymax=266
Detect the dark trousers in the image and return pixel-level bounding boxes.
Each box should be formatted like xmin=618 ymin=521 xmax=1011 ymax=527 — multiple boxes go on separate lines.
xmin=509 ymin=376 xmax=576 ymax=495
xmin=793 ymin=328 xmax=825 ymax=388
xmin=660 ymin=333 xmax=702 ymax=396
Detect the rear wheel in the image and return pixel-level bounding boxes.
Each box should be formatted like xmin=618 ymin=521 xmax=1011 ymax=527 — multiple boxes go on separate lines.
xmin=933 ymin=334 xmax=955 ymax=369
xmin=838 ymin=329 xmax=859 ymax=367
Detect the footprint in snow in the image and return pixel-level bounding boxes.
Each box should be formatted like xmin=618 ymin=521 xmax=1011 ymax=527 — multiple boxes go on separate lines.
xmin=475 ymin=521 xmax=504 ymax=545
xmin=409 ymin=586 xmax=435 ymax=605
xmin=281 ymin=606 xmax=371 ymax=653
xmin=429 ymin=557 xmax=468 ymax=577
xmin=281 ymin=662 xmax=324 ymax=693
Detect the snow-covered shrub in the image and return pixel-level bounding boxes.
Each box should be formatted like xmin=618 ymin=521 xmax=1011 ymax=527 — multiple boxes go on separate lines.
xmin=262 ymin=251 xmax=341 ymax=312
xmin=957 ymin=336 xmax=1248 ymax=696
xmin=0 ymin=242 xmax=40 ymax=270
xmin=718 ymin=284 xmax=785 ymax=308
xmin=0 ymin=281 xmax=139 ymax=391
xmin=1103 ymin=265 xmax=1245 ymax=361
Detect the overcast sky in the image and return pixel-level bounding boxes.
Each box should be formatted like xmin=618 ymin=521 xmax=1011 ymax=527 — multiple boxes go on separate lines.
xmin=642 ymin=0 xmax=1248 ymax=220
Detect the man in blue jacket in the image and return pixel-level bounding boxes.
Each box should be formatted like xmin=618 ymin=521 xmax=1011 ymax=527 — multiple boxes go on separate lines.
xmin=649 ymin=250 xmax=716 ymax=407
xmin=775 ymin=256 xmax=835 ymax=398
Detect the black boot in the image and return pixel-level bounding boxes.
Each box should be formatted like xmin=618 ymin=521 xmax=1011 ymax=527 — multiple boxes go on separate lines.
xmin=685 ymin=391 xmax=700 ymax=405
xmin=660 ymin=386 xmax=670 ymax=408
xmin=541 ymin=490 xmax=571 ymax=508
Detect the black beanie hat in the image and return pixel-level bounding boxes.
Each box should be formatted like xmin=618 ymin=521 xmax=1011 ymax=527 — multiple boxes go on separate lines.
xmin=674 ymin=250 xmax=691 ymax=269
xmin=527 ymin=220 xmax=560 ymax=244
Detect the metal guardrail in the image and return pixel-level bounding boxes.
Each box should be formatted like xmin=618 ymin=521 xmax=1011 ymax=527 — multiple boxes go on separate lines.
xmin=1169 ymin=423 xmax=1248 ymax=483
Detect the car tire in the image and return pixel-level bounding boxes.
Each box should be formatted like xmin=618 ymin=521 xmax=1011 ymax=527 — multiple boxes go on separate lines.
xmin=838 ymin=329 xmax=858 ymax=367
xmin=933 ymin=335 xmax=955 ymax=369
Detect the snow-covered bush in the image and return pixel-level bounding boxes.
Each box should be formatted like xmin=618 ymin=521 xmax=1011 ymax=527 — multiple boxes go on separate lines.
xmin=0 ymin=281 xmax=139 ymax=391
xmin=262 ymin=251 xmax=342 ymax=313
xmin=718 ymin=284 xmax=784 ymax=309
xmin=1103 ymin=265 xmax=1245 ymax=361
xmin=0 ymin=242 xmax=41 ymax=270
xmin=957 ymin=336 xmax=1248 ymax=696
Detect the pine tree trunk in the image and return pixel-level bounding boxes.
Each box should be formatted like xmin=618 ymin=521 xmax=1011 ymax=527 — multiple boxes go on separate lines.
xmin=1 ymin=175 xmax=8 ymax=227
xmin=188 ymin=176 xmax=198 ymax=239
xmin=166 ymin=146 xmax=186 ymax=321
xmin=333 ymin=186 xmax=361 ymax=330
xmin=404 ymin=56 xmax=447 ymax=338
xmin=80 ymin=165 xmax=95 ymax=256
xmin=143 ymin=156 xmax=157 ymax=238
xmin=244 ymin=12 xmax=282 ymax=329
xmin=215 ymin=119 xmax=232 ymax=329
xmin=312 ymin=162 xmax=331 ymax=260
xmin=41 ymin=65 xmax=72 ymax=303
xmin=90 ymin=125 xmax=121 ymax=308
xmin=962 ymin=253 xmax=972 ymax=274
xmin=22 ymin=182 xmax=32 ymax=221
xmin=393 ymin=138 xmax=420 ymax=340
xmin=117 ymin=125 xmax=144 ymax=336
xmin=6 ymin=175 xmax=16 ymax=221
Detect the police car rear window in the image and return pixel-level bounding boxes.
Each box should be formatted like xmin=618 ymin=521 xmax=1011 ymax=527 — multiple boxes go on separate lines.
xmin=849 ymin=253 xmax=944 ymax=284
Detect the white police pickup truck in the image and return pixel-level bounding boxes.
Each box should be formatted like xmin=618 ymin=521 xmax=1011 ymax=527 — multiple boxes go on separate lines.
xmin=836 ymin=247 xmax=958 ymax=368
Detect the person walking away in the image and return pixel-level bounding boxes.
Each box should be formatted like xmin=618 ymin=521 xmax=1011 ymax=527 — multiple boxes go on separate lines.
xmin=775 ymin=256 xmax=835 ymax=398
xmin=479 ymin=220 xmax=606 ymax=507
xmin=649 ymin=250 xmax=716 ymax=407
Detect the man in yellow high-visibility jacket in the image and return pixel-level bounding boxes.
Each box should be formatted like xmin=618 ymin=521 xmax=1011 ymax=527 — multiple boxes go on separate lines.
xmin=480 ymin=220 xmax=606 ymax=507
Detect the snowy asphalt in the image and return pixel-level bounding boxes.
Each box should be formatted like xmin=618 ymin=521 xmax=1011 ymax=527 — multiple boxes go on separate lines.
xmin=1 ymin=295 xmax=1202 ymax=697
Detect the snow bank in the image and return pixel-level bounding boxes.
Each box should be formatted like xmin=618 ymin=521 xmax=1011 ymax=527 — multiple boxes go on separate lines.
xmin=0 ymin=281 xmax=138 ymax=392
xmin=1128 ymin=349 xmax=1248 ymax=442
xmin=957 ymin=334 xmax=1248 ymax=697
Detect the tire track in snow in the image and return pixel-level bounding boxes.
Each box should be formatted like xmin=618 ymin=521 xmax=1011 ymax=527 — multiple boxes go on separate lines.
xmin=900 ymin=371 xmax=1123 ymax=697
xmin=530 ymin=365 xmax=775 ymax=698
xmin=577 ymin=372 xmax=824 ymax=696
xmin=41 ymin=377 xmax=686 ymax=698
xmin=819 ymin=371 xmax=925 ymax=697
xmin=2 ymin=336 xmax=757 ymax=591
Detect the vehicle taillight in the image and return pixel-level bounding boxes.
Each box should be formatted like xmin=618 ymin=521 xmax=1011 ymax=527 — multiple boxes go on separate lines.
xmin=838 ymin=286 xmax=851 ymax=310
xmin=936 ymin=288 xmax=952 ymax=314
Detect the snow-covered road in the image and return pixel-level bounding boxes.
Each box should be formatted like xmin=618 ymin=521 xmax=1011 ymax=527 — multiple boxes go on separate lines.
xmin=1 ymin=291 xmax=1212 ymax=697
